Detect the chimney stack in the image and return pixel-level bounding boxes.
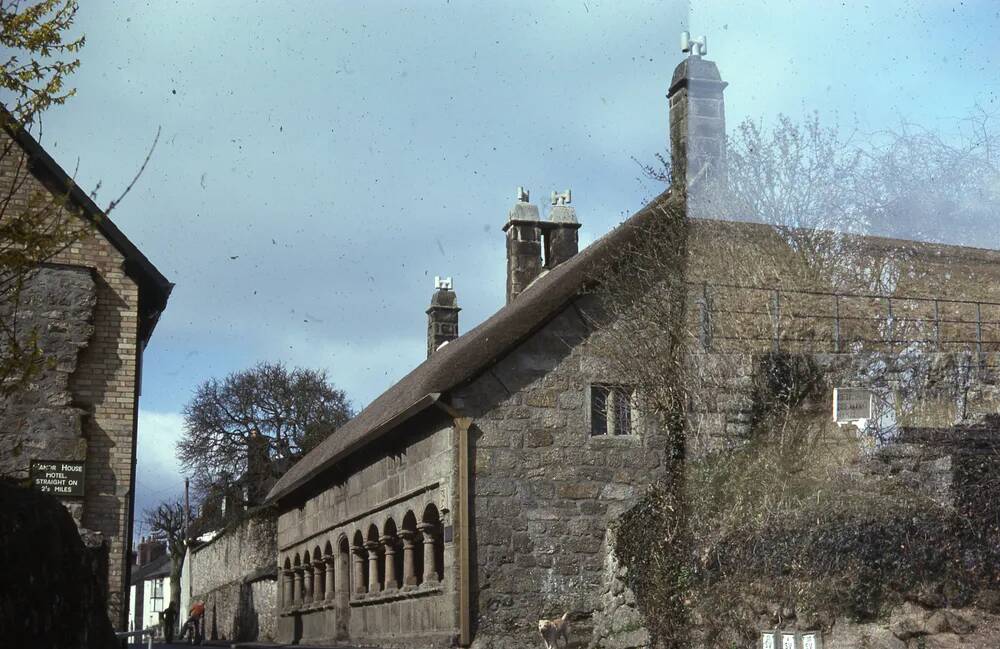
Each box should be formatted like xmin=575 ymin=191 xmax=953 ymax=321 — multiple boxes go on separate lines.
xmin=427 ymin=276 xmax=460 ymax=357
xmin=544 ymin=189 xmax=580 ymax=268
xmin=668 ymin=32 xmax=727 ymax=210
xmin=504 ymin=187 xmax=543 ymax=303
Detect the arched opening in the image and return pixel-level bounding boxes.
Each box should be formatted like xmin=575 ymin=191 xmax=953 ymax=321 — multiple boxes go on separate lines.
xmin=367 ymin=523 xmax=384 ymax=591
xmin=313 ymin=545 xmax=324 ymax=600
xmin=421 ymin=504 xmax=444 ymax=582
xmin=293 ymin=553 xmax=302 ymax=607
xmin=303 ymin=549 xmax=314 ymax=603
xmin=338 ymin=535 xmax=351 ymax=599
xmin=402 ymin=510 xmax=423 ymax=585
xmin=352 ymin=530 xmax=368 ymax=594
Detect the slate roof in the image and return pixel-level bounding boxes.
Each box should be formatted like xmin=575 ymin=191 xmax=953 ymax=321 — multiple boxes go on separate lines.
xmin=267 ymin=189 xmax=677 ymax=504
xmin=129 ymin=553 xmax=171 ymax=585
xmin=1 ymin=112 xmax=173 ymax=344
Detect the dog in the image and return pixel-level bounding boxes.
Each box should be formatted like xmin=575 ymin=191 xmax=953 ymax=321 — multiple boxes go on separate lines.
xmin=538 ymin=612 xmax=570 ymax=649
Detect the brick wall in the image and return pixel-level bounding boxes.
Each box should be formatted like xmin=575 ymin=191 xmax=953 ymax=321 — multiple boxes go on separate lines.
xmin=0 ymin=129 xmax=143 ymax=628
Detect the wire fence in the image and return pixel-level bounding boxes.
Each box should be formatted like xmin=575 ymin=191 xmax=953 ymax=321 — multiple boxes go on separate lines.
xmin=687 ymin=281 xmax=1000 ymax=355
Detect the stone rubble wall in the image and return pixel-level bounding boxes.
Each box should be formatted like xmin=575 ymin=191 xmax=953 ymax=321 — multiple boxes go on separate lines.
xmin=454 ymin=296 xmax=671 ymax=649
xmin=590 ymin=530 xmax=650 ymax=649
xmin=190 ymin=509 xmax=278 ymax=642
xmin=0 ymin=266 xmax=96 ymax=496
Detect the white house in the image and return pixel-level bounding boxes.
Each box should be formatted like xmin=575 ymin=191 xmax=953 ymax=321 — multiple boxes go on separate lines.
xmin=128 ymin=554 xmax=172 ymax=633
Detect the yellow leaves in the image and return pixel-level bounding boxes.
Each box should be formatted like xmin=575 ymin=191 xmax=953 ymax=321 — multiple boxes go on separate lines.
xmin=0 ymin=0 xmax=83 ymax=124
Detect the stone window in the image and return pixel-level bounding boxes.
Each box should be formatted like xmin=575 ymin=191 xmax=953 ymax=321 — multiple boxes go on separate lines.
xmin=589 ymin=384 xmax=635 ymax=436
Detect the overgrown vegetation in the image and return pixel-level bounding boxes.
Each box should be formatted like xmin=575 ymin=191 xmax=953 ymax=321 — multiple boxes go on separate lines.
xmin=602 ymin=110 xmax=1000 ymax=648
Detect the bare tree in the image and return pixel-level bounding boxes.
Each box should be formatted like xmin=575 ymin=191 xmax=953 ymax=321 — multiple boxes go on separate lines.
xmin=177 ymin=361 xmax=353 ymax=503
xmin=143 ymin=500 xmax=185 ymax=616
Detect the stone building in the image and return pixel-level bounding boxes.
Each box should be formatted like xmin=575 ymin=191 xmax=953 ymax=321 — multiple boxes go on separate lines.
xmin=266 ymin=47 xmax=1000 ymax=649
xmin=0 ymin=118 xmax=172 ymax=628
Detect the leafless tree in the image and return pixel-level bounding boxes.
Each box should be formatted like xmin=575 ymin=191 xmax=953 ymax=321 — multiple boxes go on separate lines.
xmin=143 ymin=500 xmax=185 ymax=616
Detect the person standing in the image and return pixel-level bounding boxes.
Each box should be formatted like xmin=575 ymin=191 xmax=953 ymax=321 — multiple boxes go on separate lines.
xmin=159 ymin=601 xmax=177 ymax=643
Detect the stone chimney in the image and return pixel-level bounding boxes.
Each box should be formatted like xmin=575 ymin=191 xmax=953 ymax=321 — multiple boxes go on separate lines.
xmin=427 ymin=276 xmax=460 ymax=357
xmin=668 ymin=32 xmax=727 ymax=203
xmin=503 ymin=187 xmax=543 ymax=303
xmin=544 ymin=189 xmax=580 ymax=268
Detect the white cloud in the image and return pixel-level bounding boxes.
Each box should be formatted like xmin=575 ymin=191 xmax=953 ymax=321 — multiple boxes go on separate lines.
xmin=134 ymin=409 xmax=187 ymax=522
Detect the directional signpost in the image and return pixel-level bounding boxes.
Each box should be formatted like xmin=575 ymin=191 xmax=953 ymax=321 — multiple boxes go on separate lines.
xmin=30 ymin=460 xmax=85 ymax=498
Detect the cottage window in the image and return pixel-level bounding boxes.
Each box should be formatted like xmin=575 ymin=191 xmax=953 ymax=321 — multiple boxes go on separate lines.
xmin=590 ymin=384 xmax=635 ymax=436
xmin=150 ymin=578 xmax=164 ymax=612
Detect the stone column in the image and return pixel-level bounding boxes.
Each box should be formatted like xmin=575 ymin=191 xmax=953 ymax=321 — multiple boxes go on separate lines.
xmin=283 ymin=569 xmax=294 ymax=609
xmin=304 ymin=562 xmax=314 ymax=604
xmin=351 ymin=545 xmax=366 ymax=594
xmin=399 ymin=530 xmax=418 ymax=586
xmin=365 ymin=541 xmax=382 ymax=593
xmin=417 ymin=523 xmax=439 ymax=583
xmin=292 ymin=568 xmax=303 ymax=606
xmin=313 ymin=559 xmax=326 ymax=601
xmin=381 ymin=535 xmax=399 ymax=590
xmin=324 ymin=554 xmax=335 ymax=601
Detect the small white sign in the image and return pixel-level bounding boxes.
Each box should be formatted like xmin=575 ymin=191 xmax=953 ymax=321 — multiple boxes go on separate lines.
xmin=833 ymin=387 xmax=873 ymax=422
xmin=802 ymin=634 xmax=817 ymax=649
xmin=782 ymin=634 xmax=796 ymax=649
xmin=762 ymin=632 xmax=776 ymax=649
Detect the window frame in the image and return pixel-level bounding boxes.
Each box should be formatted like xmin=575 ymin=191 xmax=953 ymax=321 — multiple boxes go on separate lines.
xmin=586 ymin=383 xmax=640 ymax=438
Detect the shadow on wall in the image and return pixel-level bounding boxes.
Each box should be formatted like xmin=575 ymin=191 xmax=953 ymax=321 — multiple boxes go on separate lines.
xmin=235 ymin=582 xmax=260 ymax=641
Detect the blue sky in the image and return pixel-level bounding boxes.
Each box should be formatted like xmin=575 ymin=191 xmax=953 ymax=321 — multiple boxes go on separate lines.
xmin=21 ymin=1 xmax=1000 ymax=526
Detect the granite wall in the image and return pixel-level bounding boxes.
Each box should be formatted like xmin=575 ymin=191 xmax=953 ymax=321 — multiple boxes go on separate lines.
xmin=190 ymin=509 xmax=279 ymax=643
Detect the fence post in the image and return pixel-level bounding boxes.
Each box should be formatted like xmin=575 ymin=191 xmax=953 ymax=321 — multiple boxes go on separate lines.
xmin=833 ymin=295 xmax=841 ymax=353
xmin=771 ymin=289 xmax=781 ymax=353
xmin=976 ymin=302 xmax=984 ymax=359
xmin=933 ymin=299 xmax=941 ymax=351
xmin=699 ymin=282 xmax=713 ymax=351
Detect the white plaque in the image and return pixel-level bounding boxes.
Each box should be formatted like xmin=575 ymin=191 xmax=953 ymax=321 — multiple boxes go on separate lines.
xmin=833 ymin=387 xmax=873 ymax=422
xmin=802 ymin=633 xmax=817 ymax=649
xmin=762 ymin=632 xmax=776 ymax=649
xmin=782 ymin=634 xmax=796 ymax=649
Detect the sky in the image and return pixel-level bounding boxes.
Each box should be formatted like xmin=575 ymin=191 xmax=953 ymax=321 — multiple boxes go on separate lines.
xmin=16 ymin=0 xmax=1000 ymax=531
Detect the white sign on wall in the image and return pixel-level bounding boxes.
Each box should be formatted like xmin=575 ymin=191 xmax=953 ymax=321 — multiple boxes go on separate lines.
xmin=833 ymin=387 xmax=873 ymax=423
xmin=761 ymin=631 xmax=823 ymax=649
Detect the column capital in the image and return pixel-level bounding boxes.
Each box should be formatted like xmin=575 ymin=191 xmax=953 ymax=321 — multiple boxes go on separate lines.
xmin=398 ymin=529 xmax=416 ymax=543
xmin=416 ymin=522 xmax=438 ymax=535
xmin=351 ymin=544 xmax=366 ymax=557
xmin=312 ymin=559 xmax=325 ymax=569
xmin=323 ymin=553 xmax=335 ymax=563
xmin=379 ymin=534 xmax=398 ymax=548
xmin=364 ymin=540 xmax=381 ymax=552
